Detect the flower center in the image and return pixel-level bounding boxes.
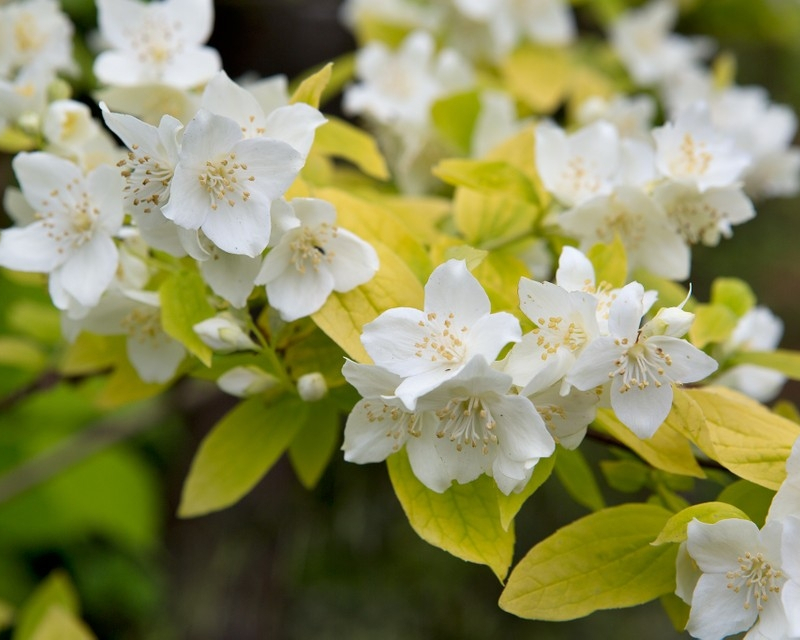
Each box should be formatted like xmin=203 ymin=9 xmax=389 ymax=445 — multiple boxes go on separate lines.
xmin=610 ymin=336 xmax=673 ymax=392
xmin=561 ymin=156 xmax=605 ymax=202
xmin=532 ymin=314 xmax=588 ymax=361
xmin=121 ymin=307 xmax=161 ymax=345
xmin=726 ymin=551 xmax=784 ymax=612
xmin=119 ymin=144 xmax=174 ymax=215
xmin=127 ymin=15 xmax=185 ymax=71
xmin=36 ymin=178 xmax=99 ymax=251
xmin=670 ymin=133 xmax=713 ymax=177
xmin=435 ymin=396 xmax=498 ymax=454
xmin=14 ymin=14 xmax=44 ymax=55
xmin=289 ymin=223 xmax=337 ymax=274
xmin=197 ymin=152 xmax=255 ymax=210
xmin=362 ymin=400 xmax=422 ymax=451
xmin=413 ymin=312 xmax=468 ymax=364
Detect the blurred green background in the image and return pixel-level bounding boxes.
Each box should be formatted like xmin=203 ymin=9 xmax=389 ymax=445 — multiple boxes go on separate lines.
xmin=2 ymin=0 xmax=800 ymax=638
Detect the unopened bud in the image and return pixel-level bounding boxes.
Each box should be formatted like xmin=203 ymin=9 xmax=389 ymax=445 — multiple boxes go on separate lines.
xmin=297 ymin=372 xmax=327 ymax=402
xmin=194 ymin=314 xmax=259 ymax=353
xmin=218 ymin=366 xmax=278 ymax=397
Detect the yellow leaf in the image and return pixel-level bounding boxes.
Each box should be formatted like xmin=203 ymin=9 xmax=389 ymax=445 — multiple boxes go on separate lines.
xmin=433 ymin=159 xmax=539 ymax=203
xmin=497 ymin=454 xmax=556 ymax=531
xmin=686 ymin=386 xmax=800 ymax=490
xmin=29 ymin=607 xmax=95 ymax=640
xmin=651 ymin=501 xmax=750 ymax=545
xmin=59 ymin=333 xmax=118 ymax=376
xmin=312 ymin=243 xmax=424 ymax=363
xmin=501 ymin=44 xmax=572 ymax=113
xmin=730 ymin=349 xmax=800 ymax=380
xmin=290 ymin=62 xmax=332 ymax=108
xmin=453 ymin=188 xmax=540 ymax=248
xmin=587 ymin=235 xmax=628 ymax=288
xmin=500 ymin=504 xmax=676 ymax=620
xmin=594 ymin=408 xmax=706 ymax=479
xmin=387 ymin=450 xmax=515 ymax=581
xmin=365 ymin=194 xmax=450 ymax=245
xmin=689 ymin=304 xmax=738 ymax=348
xmin=312 ymin=116 xmax=389 ymax=180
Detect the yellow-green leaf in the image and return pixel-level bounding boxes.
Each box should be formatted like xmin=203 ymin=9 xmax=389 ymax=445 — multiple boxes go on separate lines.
xmin=288 ymin=400 xmax=341 ymax=489
xmin=651 ymin=502 xmax=750 ymax=545
xmin=159 ymin=269 xmax=215 ymax=367
xmin=594 ymin=408 xmax=705 ymax=479
xmin=312 ymin=242 xmax=424 ymax=363
xmin=500 ymin=504 xmax=676 ymax=620
xmin=686 ymin=386 xmax=800 ymax=490
xmin=387 ymin=450 xmax=515 ymax=581
xmin=0 ymin=127 xmax=38 ymax=153
xmin=290 ymin=62 xmax=332 ymax=108
xmin=431 ymin=90 xmax=481 ymax=153
xmin=660 ymin=592 xmax=690 ymax=633
xmin=689 ymin=304 xmax=738 ymax=348
xmin=13 ymin=572 xmax=79 ymax=640
xmin=96 ymin=353 xmax=169 ymax=410
xmin=179 ymin=395 xmax=308 ymax=517
xmin=312 ymin=116 xmax=389 ymax=180
xmin=28 ymin=607 xmax=95 ymax=640
xmin=433 ymin=159 xmax=538 ymax=203
xmin=553 ymin=446 xmax=605 ymax=511
xmin=453 ymin=188 xmax=540 ymax=248
xmin=730 ymin=349 xmax=800 ymax=380
xmin=0 ymin=337 xmax=46 ymax=371
xmin=501 ymin=44 xmax=572 ymax=113
xmin=497 ymin=454 xmax=556 ymax=531
xmin=710 ymin=277 xmax=756 ymax=318
xmin=587 ymin=236 xmax=627 ymax=289
xmin=59 ymin=333 xmax=118 ymax=376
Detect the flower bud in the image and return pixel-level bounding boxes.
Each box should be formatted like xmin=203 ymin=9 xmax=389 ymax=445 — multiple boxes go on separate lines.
xmin=217 ymin=366 xmax=279 ymax=397
xmin=643 ymin=305 xmax=695 ymax=338
xmin=194 ymin=314 xmax=259 ymax=353
xmin=297 ymin=372 xmax=327 ymax=402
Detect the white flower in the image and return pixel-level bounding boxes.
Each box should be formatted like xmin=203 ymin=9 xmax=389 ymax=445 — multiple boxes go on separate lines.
xmin=471 ymin=89 xmax=528 ymax=158
xmin=502 ymin=279 xmax=599 ymax=392
xmin=559 ymin=186 xmax=691 ymax=281
xmin=576 ymin=94 xmax=656 ymax=142
xmin=342 ymin=357 xmax=556 ymax=495
xmin=0 ymin=0 xmax=75 ymax=79
xmin=652 ymin=181 xmax=755 ymax=246
xmin=566 ymin=282 xmax=718 ymax=437
xmin=413 ymin=356 xmax=555 ymax=495
xmin=343 ymin=30 xmax=474 ymax=129
xmin=361 ymin=259 xmax=522 ymax=410
xmin=682 ymin=518 xmax=792 ymax=640
xmin=94 ymin=0 xmax=221 ymax=89
xmin=652 ymin=103 xmax=751 ymax=192
xmin=0 ymin=152 xmax=124 ymax=312
xmin=535 ymin=120 xmax=620 ymax=208
xmin=254 ymin=198 xmax=379 ymax=322
xmin=162 ymin=109 xmax=303 ymax=257
xmin=526 ymin=382 xmax=599 ymax=450
xmin=200 ymin=71 xmax=326 ymax=159
xmin=42 ymin=99 xmax=101 ymax=154
xmin=63 ymin=289 xmax=185 ymax=383
xmin=714 ymin=307 xmax=786 ymax=403
xmin=610 ymin=0 xmax=712 ymax=87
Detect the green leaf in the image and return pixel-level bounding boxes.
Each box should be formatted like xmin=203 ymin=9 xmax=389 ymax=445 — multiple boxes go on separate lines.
xmin=553 ymin=447 xmax=605 ymax=511
xmin=387 ymin=450 xmax=515 ymax=581
xmin=290 ymin=62 xmax=332 ymax=108
xmin=500 ymin=504 xmax=676 ymax=620
xmin=686 ymin=386 xmax=799 ymax=490
xmin=587 ymin=236 xmax=627 ymax=289
xmin=179 ymin=395 xmax=308 ymax=517
xmin=497 ymin=454 xmax=556 ymax=531
xmin=651 ymin=502 xmax=750 ymax=545
xmin=97 ymin=355 xmax=169 ymax=410
xmin=431 ymin=90 xmax=481 ymax=153
xmin=13 ymin=572 xmax=79 ymax=640
xmin=594 ymin=408 xmax=705 ymax=479
xmin=730 ymin=349 xmax=800 ymax=380
xmin=159 ymin=269 xmax=215 ymax=367
xmin=313 ymin=116 xmax=389 ymax=180
xmin=599 ymin=459 xmax=649 ymax=493
xmin=688 ymin=304 xmax=738 ymax=348
xmin=28 ymin=608 xmax=95 ymax=640
xmin=710 ymin=278 xmax=756 ymax=317
xmin=288 ymin=400 xmax=341 ymax=489
xmin=501 ymin=44 xmax=571 ymax=113
xmin=0 ymin=337 xmax=47 ymax=371
xmin=716 ymin=480 xmax=775 ymax=528
xmin=433 ymin=159 xmax=538 ymax=203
